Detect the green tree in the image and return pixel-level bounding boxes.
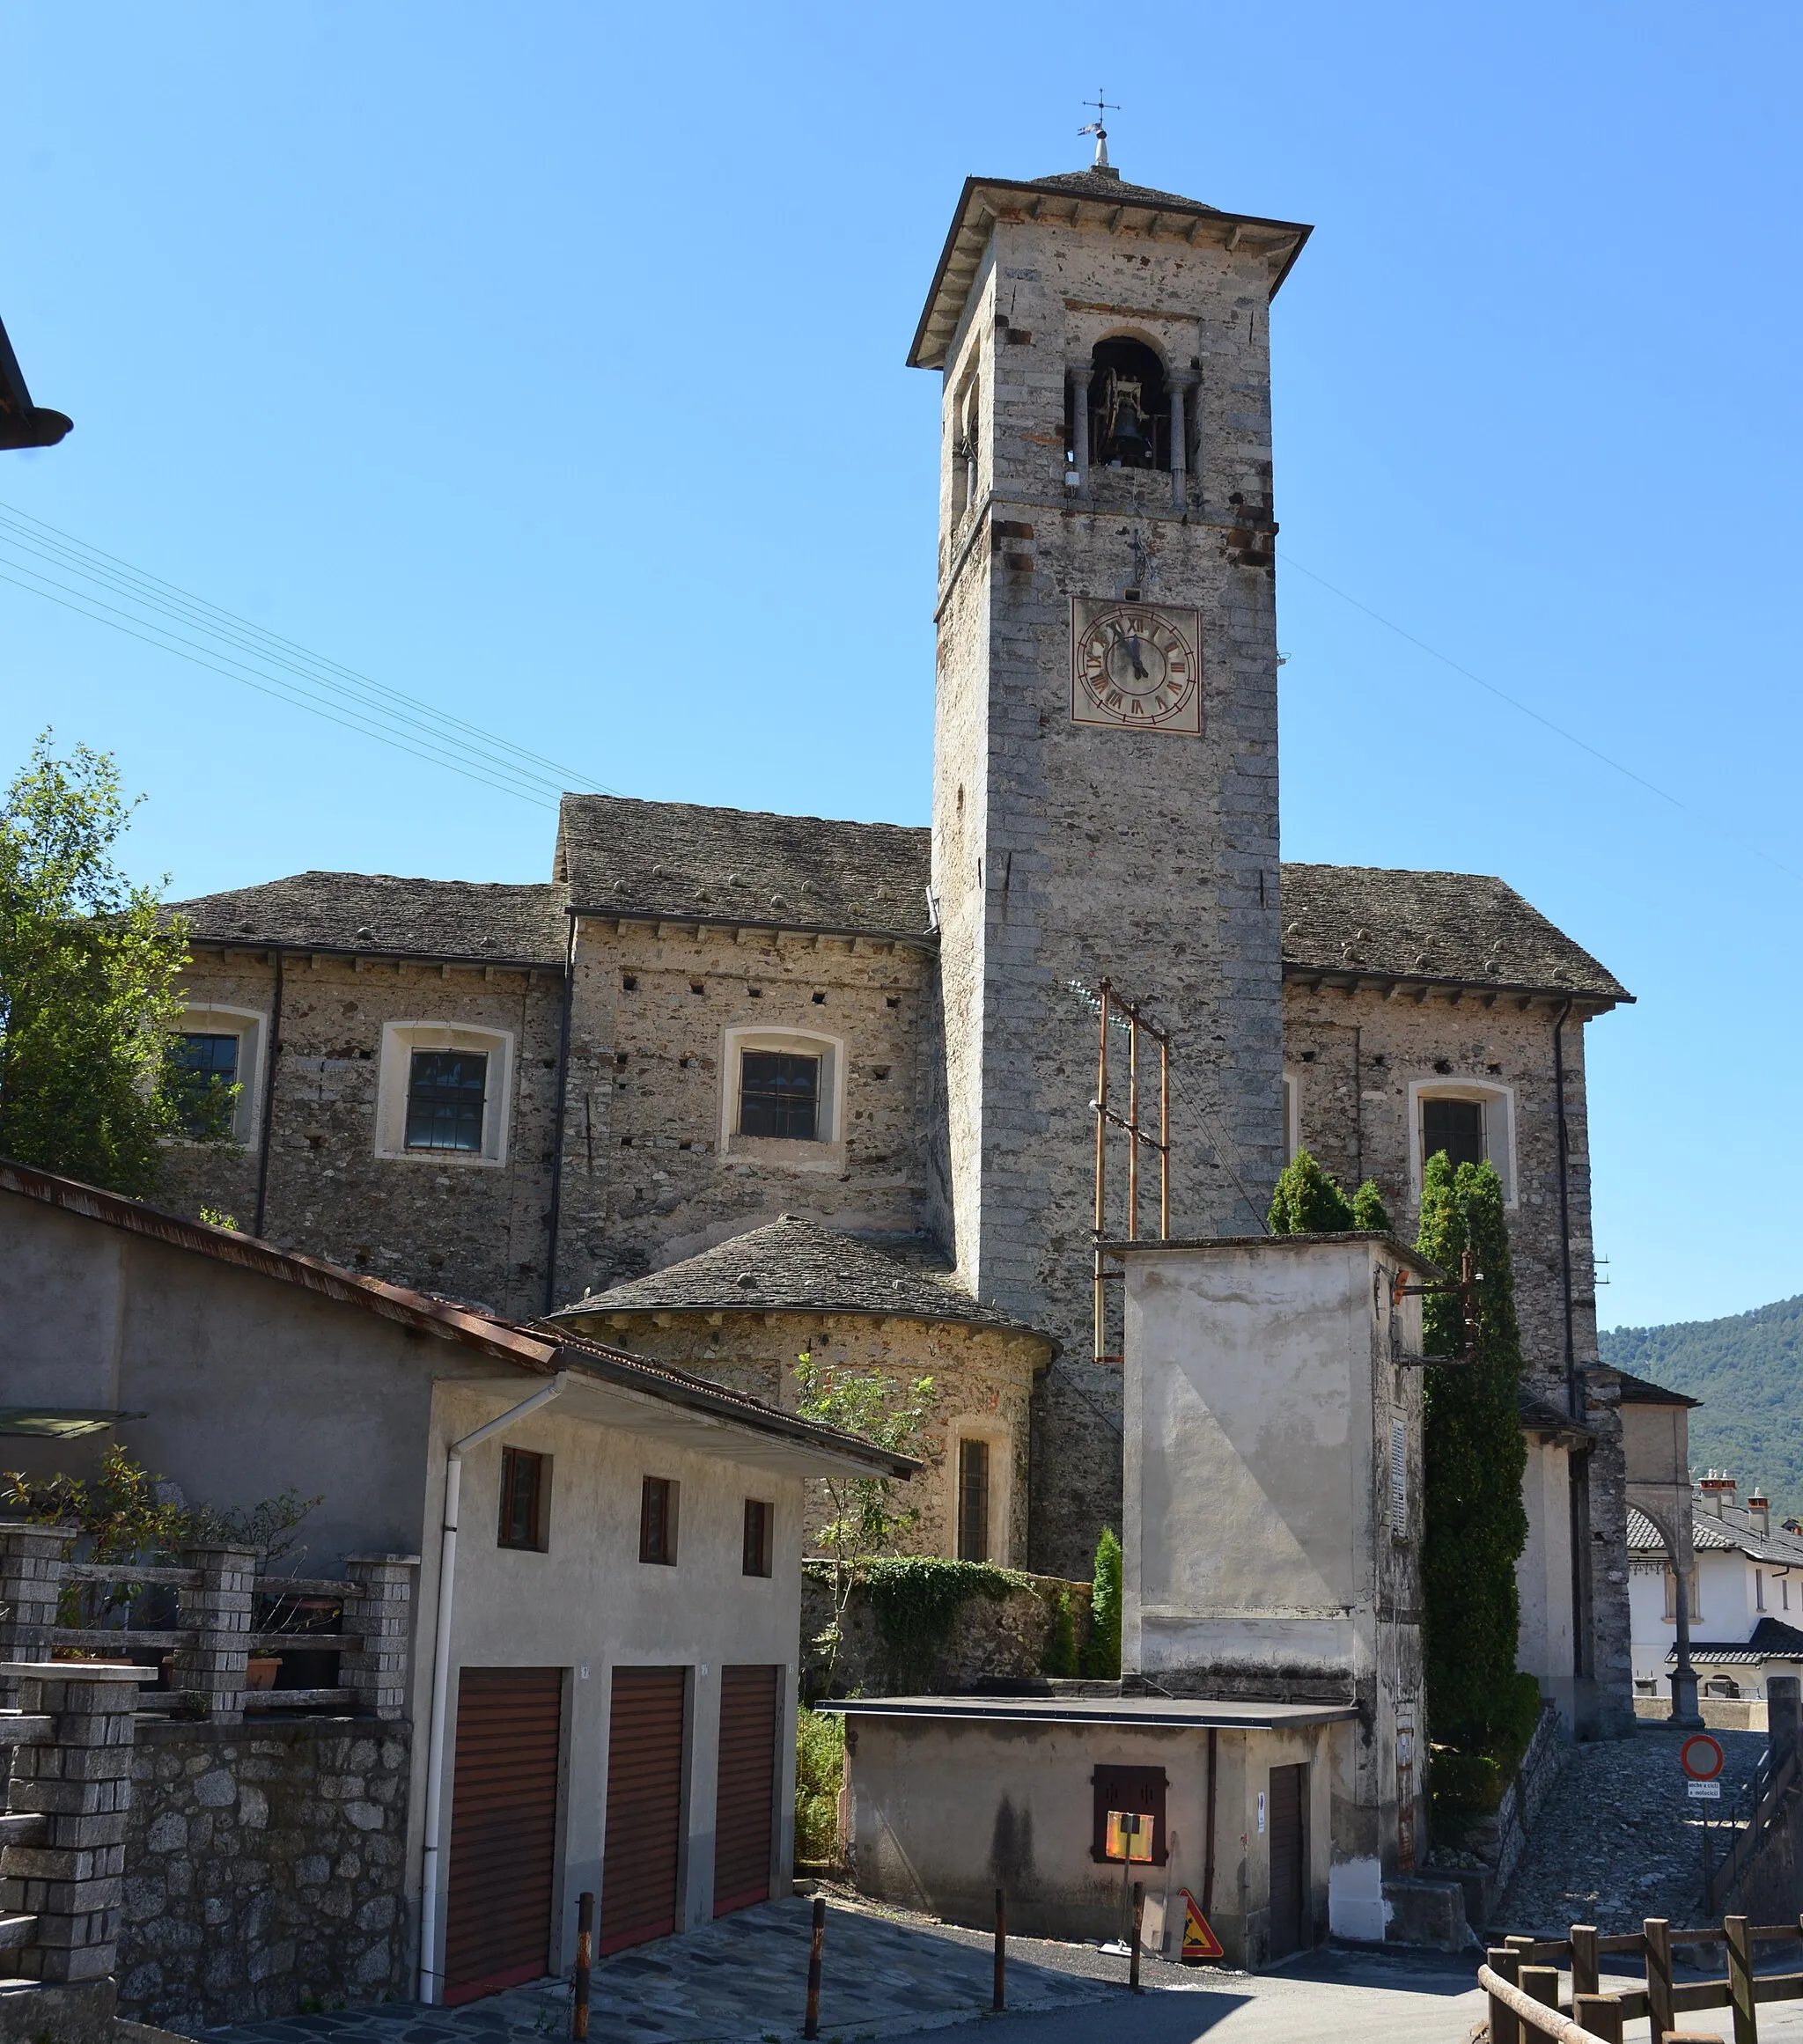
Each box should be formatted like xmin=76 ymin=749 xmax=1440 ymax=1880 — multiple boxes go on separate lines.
xmin=791 ymin=1351 xmax=937 ymax=1689
xmin=0 ymin=737 xmax=223 ymax=1194
xmin=1081 ymin=1526 xmax=1122 ymax=1678
xmin=1416 ymin=1153 xmax=1529 ymax=1753
xmin=1350 ymin=1180 xmax=1393 ymax=1232
xmin=1041 ymin=1586 xmax=1079 ymax=1677
xmin=1267 ymin=1148 xmax=1354 ymax=1234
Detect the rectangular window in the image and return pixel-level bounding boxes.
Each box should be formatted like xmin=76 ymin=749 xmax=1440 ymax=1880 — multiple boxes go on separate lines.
xmin=1422 ymin=1097 xmax=1485 ymax=1173
xmin=1757 ymin=1570 xmax=1766 ymax=1612
xmin=406 ymin=1049 xmax=488 ymax=1152
xmin=738 ymin=1051 xmax=820 ymax=1141
xmin=170 ymin=1032 xmax=240 ymax=1138
xmin=497 ymin=1446 xmax=548 ymax=1551
xmin=640 ymin=1476 xmax=678 ymax=1565
xmin=742 ymin=1498 xmax=773 ymax=1578
xmin=956 ymin=1439 xmax=991 ymax=1562
xmin=1090 ymin=1763 xmax=1168 ymax=1866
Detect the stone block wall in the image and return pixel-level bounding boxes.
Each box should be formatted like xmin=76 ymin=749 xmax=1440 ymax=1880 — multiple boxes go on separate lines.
xmin=117 ymin=1720 xmax=410 ymax=2033
xmin=802 ymin=1565 xmax=1092 ymax=1695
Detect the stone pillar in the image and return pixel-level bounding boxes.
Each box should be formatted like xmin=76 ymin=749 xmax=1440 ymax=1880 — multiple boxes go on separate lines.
xmin=0 ymin=1526 xmax=71 ymax=1707
xmin=1670 ymin=1546 xmax=1702 ymax=1730
xmin=173 ymin=1544 xmax=257 ymax=1724
xmin=0 ymin=1662 xmax=147 ymax=1982
xmin=1769 ymin=1675 xmax=1800 ymax=1766
xmin=1067 ymin=364 xmax=1090 ymax=493
xmin=1168 ymin=373 xmax=1194 ymax=512
xmin=341 ymin=1555 xmax=419 ymax=1721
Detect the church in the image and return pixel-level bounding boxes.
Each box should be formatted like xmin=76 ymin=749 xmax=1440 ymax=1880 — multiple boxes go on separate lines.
xmin=159 ymin=144 xmax=1636 ymax=1736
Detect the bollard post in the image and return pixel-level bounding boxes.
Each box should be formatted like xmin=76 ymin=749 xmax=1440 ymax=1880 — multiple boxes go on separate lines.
xmin=1486 ymin=1947 xmax=1521 ymax=2044
xmin=571 ymin=1891 xmax=593 ymax=2041
xmin=1519 ymin=1965 xmax=1560 ymax=2010
xmin=992 ymin=1886 xmax=1005 ymax=2011
xmin=1572 ymin=1994 xmax=1624 ymax=2044
xmin=804 ymin=1893 xmax=825 ymax=2040
xmin=1130 ymin=1880 xmax=1144 ymax=1993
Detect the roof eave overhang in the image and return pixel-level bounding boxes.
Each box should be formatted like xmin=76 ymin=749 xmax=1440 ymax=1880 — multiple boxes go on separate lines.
xmin=1280 ymin=962 xmax=1630 ymax=1011
xmin=177 ymin=935 xmax=564 ymax=974
xmin=1100 ymin=1228 xmax=1445 ymax=1281
xmin=570 ymin=905 xmax=938 ymax=951
xmin=908 ymin=175 xmax=1314 ymax=371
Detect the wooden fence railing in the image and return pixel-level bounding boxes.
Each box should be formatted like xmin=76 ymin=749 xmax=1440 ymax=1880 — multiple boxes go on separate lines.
xmin=0 ymin=1519 xmax=416 ymax=1723
xmin=1483 ymin=1915 xmax=1803 ymax=2043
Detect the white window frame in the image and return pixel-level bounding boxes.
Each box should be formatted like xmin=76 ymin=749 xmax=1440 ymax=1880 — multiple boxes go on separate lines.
xmin=1406 ymin=1077 xmax=1518 ymax=1208
xmin=1281 ymin=1070 xmax=1302 ymax=1163
xmin=375 ymin=1020 xmax=514 ymax=1167
xmin=947 ymin=1422 xmax=1012 ymax=1568
xmin=719 ymin=1025 xmax=845 ymax=1172
xmin=168 ymin=1004 xmax=267 ymax=1147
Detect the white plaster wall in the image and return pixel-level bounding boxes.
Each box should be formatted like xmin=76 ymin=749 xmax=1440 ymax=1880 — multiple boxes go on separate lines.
xmin=1517 ymin=1437 xmax=1578 ymax=1725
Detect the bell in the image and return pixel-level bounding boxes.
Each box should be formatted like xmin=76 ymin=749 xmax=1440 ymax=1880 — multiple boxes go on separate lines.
xmin=1108 ymin=398 xmax=1149 ymax=463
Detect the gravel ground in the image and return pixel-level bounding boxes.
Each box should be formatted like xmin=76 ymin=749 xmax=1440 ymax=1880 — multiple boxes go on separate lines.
xmin=1492 ymin=1724 xmax=1767 ymax=1937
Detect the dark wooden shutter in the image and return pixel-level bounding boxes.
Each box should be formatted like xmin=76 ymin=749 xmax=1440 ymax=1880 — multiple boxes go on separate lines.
xmin=601 ymin=1666 xmax=688 ymax=1955
xmin=1267 ymin=1763 xmax=1307 ymax=1959
xmin=444 ymin=1666 xmax=563 ymax=2005
xmin=714 ymin=1665 xmax=779 ymax=1916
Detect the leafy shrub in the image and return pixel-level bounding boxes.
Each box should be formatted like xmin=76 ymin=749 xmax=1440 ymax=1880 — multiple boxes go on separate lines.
xmin=1081 ymin=1528 xmax=1122 ymax=1679
xmin=794 ymin=1706 xmax=845 ymax=1864
xmin=863 ymin=1555 xmax=1023 ymax=1690
xmin=1041 ymin=1588 xmax=1078 ymax=1677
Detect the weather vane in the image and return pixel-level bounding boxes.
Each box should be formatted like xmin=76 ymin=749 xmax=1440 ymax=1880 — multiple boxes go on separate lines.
xmin=1078 ymin=89 xmax=1119 ymax=171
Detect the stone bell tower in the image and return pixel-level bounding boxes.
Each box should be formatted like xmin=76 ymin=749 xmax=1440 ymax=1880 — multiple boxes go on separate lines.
xmin=914 ymin=147 xmax=1314 ymax=1574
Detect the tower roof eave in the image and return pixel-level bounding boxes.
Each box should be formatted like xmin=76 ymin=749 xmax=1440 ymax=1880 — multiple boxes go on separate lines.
xmin=908 ymin=173 xmax=1314 ymax=371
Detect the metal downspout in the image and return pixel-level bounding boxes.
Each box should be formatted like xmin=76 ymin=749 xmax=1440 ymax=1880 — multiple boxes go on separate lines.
xmin=416 ymin=1371 xmax=572 ymax=2003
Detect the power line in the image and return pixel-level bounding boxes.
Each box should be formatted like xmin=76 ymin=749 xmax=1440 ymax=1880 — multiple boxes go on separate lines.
xmin=0 ymin=499 xmax=623 ymax=809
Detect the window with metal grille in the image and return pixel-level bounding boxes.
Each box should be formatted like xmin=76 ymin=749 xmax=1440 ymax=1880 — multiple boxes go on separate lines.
xmin=742 ymin=1499 xmax=772 ymax=1578
xmin=497 ymin=1447 xmax=549 ymax=1551
xmin=406 ymin=1049 xmax=488 ymax=1151
xmin=1422 ymin=1096 xmax=1484 ymax=1173
xmin=640 ymin=1476 xmax=678 ymax=1565
xmin=957 ymin=1439 xmax=990 ymax=1562
xmin=169 ymin=1032 xmax=239 ymax=1138
xmin=738 ymin=1051 xmax=820 ymax=1140
xmin=1389 ymin=1420 xmax=1408 ymax=1532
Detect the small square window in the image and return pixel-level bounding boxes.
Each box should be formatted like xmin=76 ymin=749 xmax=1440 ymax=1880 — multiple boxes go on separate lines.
xmin=739 ymin=1051 xmax=821 ymax=1141
xmin=956 ymin=1439 xmax=990 ymax=1562
xmin=640 ymin=1476 xmax=679 ymax=1565
xmin=169 ymin=1032 xmax=240 ymax=1138
xmin=1422 ymin=1097 xmax=1484 ymax=1173
xmin=742 ymin=1498 xmax=773 ymax=1577
xmin=498 ymin=1447 xmax=549 ymax=1551
xmin=405 ymin=1050 xmax=488 ymax=1152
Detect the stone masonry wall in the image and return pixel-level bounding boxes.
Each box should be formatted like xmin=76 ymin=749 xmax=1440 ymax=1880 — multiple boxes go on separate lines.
xmin=563 ymin=1305 xmax=1045 ymax=1568
xmin=801 ymin=1565 xmax=1093 ymax=1696
xmin=118 ymin=1719 xmax=410 ymax=2034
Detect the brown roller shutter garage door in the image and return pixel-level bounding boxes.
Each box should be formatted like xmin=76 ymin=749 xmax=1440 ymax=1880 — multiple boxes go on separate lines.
xmin=444 ymin=1666 xmax=563 ymax=2005
xmin=601 ymin=1665 xmax=688 ymax=1955
xmin=714 ymin=1665 xmax=779 ymax=1915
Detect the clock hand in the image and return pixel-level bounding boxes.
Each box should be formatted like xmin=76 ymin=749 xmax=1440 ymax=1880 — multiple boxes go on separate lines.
xmin=1125 ymin=636 xmax=1149 ymax=680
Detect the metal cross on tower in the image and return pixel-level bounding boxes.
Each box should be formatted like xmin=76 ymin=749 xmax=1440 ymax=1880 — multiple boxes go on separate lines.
xmin=1078 ymin=91 xmax=1120 ymax=170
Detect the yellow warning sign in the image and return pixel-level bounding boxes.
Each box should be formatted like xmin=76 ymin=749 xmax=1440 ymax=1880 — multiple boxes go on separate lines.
xmin=1179 ymin=1888 xmax=1224 ymax=1963
xmin=1105 ymin=1810 xmax=1154 ymax=1862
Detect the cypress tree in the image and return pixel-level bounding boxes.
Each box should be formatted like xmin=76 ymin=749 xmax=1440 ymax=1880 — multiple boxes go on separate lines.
xmin=1416 ymin=1154 xmax=1529 ymax=1752
xmin=1350 ymin=1180 xmax=1392 ymax=1232
xmin=1267 ymin=1148 xmax=1355 ymax=1234
xmin=1081 ymin=1528 xmax=1122 ymax=1679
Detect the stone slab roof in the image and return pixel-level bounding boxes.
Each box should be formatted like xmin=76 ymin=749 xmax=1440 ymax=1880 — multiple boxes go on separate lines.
xmin=549 ymin=1216 xmax=1051 ymax=1347
xmin=1281 ymin=864 xmax=1630 ymax=1004
xmin=556 ymin=794 xmax=936 ymax=940
xmin=1667 ymin=1617 xmax=1803 ymax=1665
xmin=168 ymin=872 xmax=570 ymax=966
xmin=1614 ymin=1367 xmax=1701 ymax=1408
xmin=1518 ymin=1384 xmax=1593 ymax=1444
xmin=1627 ymin=1500 xmax=1803 ymax=1567
xmin=1027 ymin=169 xmax=1218 ymax=210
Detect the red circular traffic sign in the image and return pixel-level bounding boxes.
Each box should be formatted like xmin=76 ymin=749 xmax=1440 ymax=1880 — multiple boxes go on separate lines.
xmin=1682 ymin=1733 xmax=1726 ymax=1782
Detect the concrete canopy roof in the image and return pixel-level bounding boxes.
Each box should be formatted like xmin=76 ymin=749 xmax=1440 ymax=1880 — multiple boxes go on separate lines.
xmin=551 ymin=1217 xmax=1052 ymax=1349
xmin=909 ymin=171 xmax=1313 ymax=371
xmin=821 ymin=1694 xmax=1358 ymax=1730
xmin=0 ymin=1158 xmax=915 ymax=1481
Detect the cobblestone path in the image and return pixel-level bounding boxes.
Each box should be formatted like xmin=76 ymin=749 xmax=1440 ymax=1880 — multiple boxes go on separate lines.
xmin=1494 ymin=1724 xmax=1767 ymax=1937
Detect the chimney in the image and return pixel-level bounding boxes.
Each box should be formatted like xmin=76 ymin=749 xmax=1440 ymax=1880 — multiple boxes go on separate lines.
xmin=1698 ymin=1470 xmax=1738 ymax=1517
xmin=1749 ymin=1489 xmax=1771 ymax=1537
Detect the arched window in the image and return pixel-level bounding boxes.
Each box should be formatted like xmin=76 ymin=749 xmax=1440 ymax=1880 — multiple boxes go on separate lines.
xmin=1086 ymin=339 xmax=1169 ymax=471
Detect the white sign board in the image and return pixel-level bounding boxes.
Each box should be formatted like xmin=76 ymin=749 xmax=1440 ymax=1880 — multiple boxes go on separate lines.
xmin=1687 ymin=1780 xmax=1722 ymax=1800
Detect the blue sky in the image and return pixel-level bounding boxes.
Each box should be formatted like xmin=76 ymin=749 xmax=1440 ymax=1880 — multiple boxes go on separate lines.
xmin=4 ymin=2 xmax=1799 ymax=1332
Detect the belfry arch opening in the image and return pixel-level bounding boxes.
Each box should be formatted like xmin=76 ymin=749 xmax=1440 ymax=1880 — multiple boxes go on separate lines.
xmin=1080 ymin=339 xmax=1170 ymax=471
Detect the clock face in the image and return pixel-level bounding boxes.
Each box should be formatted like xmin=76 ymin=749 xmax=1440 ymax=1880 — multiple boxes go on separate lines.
xmin=1070 ymin=599 xmax=1203 ymax=733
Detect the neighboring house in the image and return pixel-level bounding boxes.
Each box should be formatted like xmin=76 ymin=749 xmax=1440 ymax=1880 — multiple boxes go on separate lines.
xmin=1629 ymin=1474 xmax=1803 ymax=1699
xmin=0 ymin=1159 xmax=911 ymax=2008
